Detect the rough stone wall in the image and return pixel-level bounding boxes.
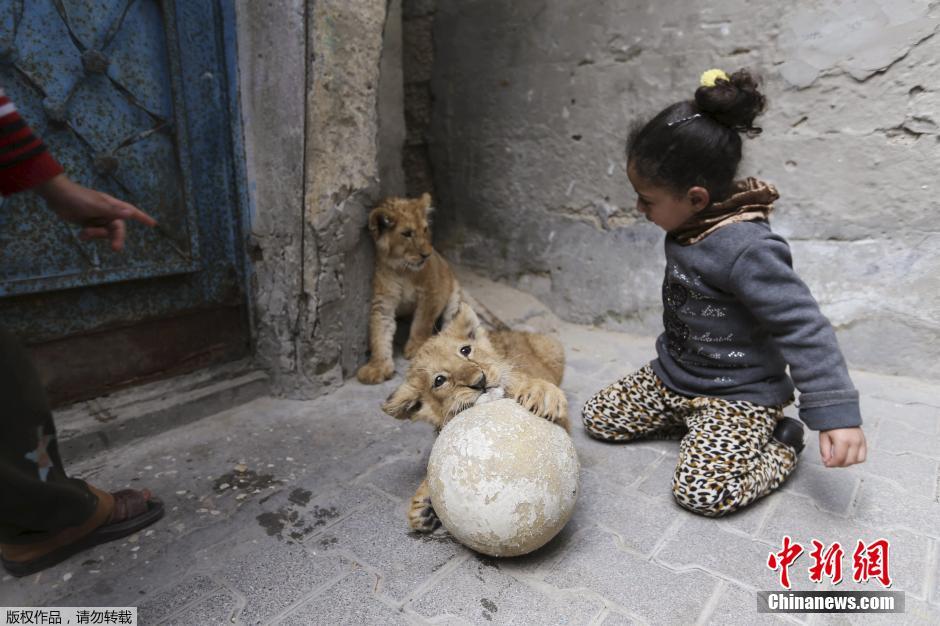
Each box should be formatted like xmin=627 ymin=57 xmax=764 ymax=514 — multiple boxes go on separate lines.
xmin=430 ymin=0 xmax=940 ymax=380
xmin=402 ymin=0 xmax=437 ymax=196
xmin=237 ymin=0 xmax=397 ymax=397
xmin=235 ymin=1 xmax=306 ymax=384
xmin=379 ymin=0 xmax=408 ymax=198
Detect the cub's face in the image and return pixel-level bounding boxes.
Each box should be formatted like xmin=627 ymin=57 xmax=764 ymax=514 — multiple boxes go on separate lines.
xmin=368 ymin=193 xmax=434 ymax=271
xmin=382 ymin=304 xmax=511 ymax=429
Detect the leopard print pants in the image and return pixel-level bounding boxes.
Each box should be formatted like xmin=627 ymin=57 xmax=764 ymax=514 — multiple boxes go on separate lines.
xmin=582 ymin=365 xmax=798 ymax=517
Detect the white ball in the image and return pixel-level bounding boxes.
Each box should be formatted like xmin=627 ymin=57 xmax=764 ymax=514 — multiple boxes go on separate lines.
xmin=427 ymin=398 xmax=580 ymax=557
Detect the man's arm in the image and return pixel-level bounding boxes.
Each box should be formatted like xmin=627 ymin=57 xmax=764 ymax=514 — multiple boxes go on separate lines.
xmin=0 ymin=88 xmax=64 ymax=195
xmin=0 ymin=90 xmax=156 ymax=250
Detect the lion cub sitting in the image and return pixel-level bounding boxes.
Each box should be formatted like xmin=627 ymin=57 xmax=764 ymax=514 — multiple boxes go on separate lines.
xmin=357 ymin=193 xmax=461 ymax=385
xmin=382 ymin=303 xmax=568 ymax=532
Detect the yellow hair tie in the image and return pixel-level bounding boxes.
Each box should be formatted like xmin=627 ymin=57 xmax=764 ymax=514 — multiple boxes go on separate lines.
xmin=700 ymin=68 xmax=730 ymax=88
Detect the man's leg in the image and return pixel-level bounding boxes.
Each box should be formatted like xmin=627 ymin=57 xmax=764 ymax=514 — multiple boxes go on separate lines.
xmin=0 ymin=327 xmax=104 ymax=544
xmin=0 ymin=328 xmax=162 ymax=577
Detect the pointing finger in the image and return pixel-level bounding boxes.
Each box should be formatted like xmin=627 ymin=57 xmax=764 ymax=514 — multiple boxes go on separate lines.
xmin=107 ymin=219 xmax=126 ymax=251
xmin=105 ymin=194 xmax=157 ymax=227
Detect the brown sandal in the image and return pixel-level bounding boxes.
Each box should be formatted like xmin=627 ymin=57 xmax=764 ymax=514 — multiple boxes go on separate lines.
xmin=1 ymin=486 xmax=164 ymax=578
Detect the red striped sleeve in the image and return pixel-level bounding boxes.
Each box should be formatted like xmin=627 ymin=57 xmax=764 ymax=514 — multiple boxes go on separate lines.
xmin=0 ymin=90 xmax=64 ymax=196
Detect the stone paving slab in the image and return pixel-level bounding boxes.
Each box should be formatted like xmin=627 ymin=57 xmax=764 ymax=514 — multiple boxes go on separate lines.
xmin=137 ymin=574 xmax=224 ymax=624
xmin=779 ymin=461 xmax=861 ymax=515
xmin=3 ymin=272 xmax=939 ymax=624
xmin=597 ymin=611 xmax=643 ymax=626
xmin=409 ymin=556 xmax=605 ymax=624
xmin=704 ymin=582 xmax=798 ymax=626
xmin=165 ymin=592 xmax=241 ymax=626
xmin=278 ymin=569 xmax=410 ymax=626
xmin=212 ymin=539 xmax=353 ymax=624
xmin=542 ymin=527 xmax=720 ymax=624
xmin=304 ymin=490 xmax=465 ymax=603
xmin=573 ymin=469 xmax=683 ymax=557
xmin=655 ymin=516 xmax=820 ymax=595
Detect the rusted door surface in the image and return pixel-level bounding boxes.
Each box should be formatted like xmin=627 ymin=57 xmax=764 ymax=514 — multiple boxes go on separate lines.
xmin=0 ymin=1 xmax=250 ymax=403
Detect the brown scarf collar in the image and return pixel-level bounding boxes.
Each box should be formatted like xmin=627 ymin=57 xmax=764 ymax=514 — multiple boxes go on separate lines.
xmin=669 ymin=177 xmax=779 ymax=245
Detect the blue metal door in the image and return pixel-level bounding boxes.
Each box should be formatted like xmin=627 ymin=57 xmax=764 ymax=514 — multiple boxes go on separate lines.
xmin=0 ymin=1 xmax=249 ymax=402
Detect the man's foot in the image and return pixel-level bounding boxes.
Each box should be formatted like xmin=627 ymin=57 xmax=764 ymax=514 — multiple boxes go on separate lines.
xmin=772 ymin=417 xmax=805 ymax=454
xmin=1 ymin=485 xmax=164 ymax=578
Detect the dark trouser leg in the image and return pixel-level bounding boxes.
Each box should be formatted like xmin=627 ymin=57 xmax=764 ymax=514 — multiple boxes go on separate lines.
xmin=0 ymin=327 xmax=98 ymax=545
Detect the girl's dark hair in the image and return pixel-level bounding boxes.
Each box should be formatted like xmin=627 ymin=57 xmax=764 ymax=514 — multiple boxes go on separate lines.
xmin=627 ymin=69 xmax=766 ymax=201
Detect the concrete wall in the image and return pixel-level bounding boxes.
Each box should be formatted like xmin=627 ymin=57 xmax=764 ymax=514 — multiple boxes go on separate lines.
xmin=379 ymin=0 xmax=408 ymax=198
xmin=235 ymin=0 xmax=305 ymax=388
xmin=402 ymin=0 xmax=437 ymax=196
xmin=430 ymin=0 xmax=940 ymax=381
xmin=236 ymin=0 xmax=400 ymax=397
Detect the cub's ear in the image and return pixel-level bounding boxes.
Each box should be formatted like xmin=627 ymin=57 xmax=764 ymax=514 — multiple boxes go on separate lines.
xmin=443 ymin=302 xmax=481 ymax=340
xmin=368 ymin=208 xmax=395 ymax=236
xmin=419 ymin=192 xmax=433 ymax=215
xmin=382 ymin=382 xmax=422 ymax=420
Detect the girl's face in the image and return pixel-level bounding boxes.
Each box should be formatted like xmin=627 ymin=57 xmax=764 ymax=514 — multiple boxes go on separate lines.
xmin=627 ymin=161 xmax=709 ymax=232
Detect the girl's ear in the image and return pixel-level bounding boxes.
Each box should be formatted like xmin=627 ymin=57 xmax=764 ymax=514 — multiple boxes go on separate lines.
xmin=688 ymin=186 xmax=710 ymax=211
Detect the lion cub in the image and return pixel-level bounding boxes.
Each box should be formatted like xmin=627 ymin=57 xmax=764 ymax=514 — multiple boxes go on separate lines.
xmin=357 ymin=193 xmax=461 ymax=385
xmin=383 ymin=303 xmax=568 ymax=532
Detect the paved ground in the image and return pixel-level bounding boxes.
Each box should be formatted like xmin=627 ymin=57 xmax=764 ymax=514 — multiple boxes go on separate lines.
xmin=3 ymin=273 xmax=940 ymax=625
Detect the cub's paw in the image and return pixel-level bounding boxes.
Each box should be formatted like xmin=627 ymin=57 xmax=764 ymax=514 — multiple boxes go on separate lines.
xmin=356 ymin=360 xmax=395 ymax=385
xmin=408 ymin=493 xmax=441 ymax=533
xmin=518 ymin=380 xmax=570 ymax=431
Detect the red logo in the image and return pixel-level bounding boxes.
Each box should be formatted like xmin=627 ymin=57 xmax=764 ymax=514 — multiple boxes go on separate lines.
xmin=852 ymin=538 xmax=892 ymax=588
xmin=768 ymin=537 xmax=891 ymax=589
xmin=808 ymin=540 xmax=844 ymax=584
xmin=767 ymin=535 xmax=804 ymax=589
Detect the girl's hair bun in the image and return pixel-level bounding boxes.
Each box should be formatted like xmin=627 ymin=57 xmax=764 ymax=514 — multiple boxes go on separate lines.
xmin=694 ymin=69 xmax=766 ymax=136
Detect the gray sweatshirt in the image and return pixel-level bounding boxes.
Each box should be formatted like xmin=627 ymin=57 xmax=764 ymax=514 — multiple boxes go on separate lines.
xmin=650 ymin=220 xmax=862 ymax=431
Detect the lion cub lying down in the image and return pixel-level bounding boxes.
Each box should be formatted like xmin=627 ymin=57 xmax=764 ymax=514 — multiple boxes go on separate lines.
xmin=383 ymin=303 xmax=568 ymax=532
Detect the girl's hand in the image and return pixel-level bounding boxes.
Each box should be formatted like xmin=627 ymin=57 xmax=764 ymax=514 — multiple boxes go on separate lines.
xmin=35 ymin=174 xmax=157 ymax=252
xmin=819 ymin=427 xmax=867 ymax=468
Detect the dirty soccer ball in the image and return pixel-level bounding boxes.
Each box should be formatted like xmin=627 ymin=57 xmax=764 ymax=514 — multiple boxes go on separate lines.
xmin=426 ymin=398 xmax=580 ymax=557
